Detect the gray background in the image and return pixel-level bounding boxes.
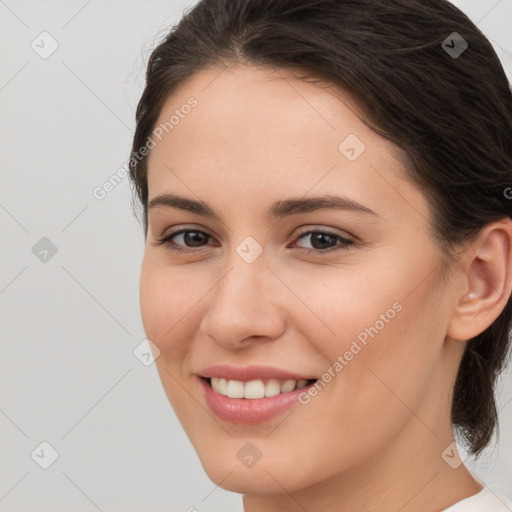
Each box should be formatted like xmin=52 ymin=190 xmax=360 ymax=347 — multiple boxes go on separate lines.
xmin=1 ymin=1 xmax=511 ymax=511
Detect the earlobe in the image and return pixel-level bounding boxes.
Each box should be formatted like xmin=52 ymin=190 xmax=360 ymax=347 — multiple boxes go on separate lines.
xmin=447 ymin=219 xmax=512 ymax=342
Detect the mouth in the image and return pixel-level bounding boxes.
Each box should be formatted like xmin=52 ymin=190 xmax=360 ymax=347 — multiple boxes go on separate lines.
xmin=201 ymin=376 xmax=318 ymax=399
xmin=198 ymin=376 xmax=319 ymax=424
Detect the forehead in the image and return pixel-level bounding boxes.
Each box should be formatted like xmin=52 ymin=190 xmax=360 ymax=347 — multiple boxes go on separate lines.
xmin=146 ymin=64 xmax=428 ymax=226
xmin=149 ymin=64 xmax=384 ymax=158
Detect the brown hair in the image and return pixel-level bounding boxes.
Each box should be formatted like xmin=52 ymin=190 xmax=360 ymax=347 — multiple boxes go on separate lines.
xmin=128 ymin=0 xmax=512 ymax=457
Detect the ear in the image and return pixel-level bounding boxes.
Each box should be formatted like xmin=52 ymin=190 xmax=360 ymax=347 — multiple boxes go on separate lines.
xmin=447 ymin=218 xmax=512 ymax=342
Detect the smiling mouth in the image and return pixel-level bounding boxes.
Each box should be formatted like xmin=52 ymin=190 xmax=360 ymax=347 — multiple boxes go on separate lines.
xmin=202 ymin=376 xmax=318 ymax=399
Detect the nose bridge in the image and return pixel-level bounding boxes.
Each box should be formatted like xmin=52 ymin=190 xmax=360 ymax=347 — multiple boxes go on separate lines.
xmin=199 ymin=247 xmax=284 ymax=346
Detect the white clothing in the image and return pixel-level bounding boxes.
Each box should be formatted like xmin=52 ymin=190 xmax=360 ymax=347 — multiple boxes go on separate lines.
xmin=442 ymin=486 xmax=512 ymax=511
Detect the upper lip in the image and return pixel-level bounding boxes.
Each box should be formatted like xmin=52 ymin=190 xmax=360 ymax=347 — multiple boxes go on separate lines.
xmin=197 ymin=364 xmax=317 ymax=382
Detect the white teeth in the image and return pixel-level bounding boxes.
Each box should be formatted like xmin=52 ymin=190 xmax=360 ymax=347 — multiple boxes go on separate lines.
xmin=226 ymin=379 xmax=244 ymax=398
xmin=209 ymin=377 xmax=313 ymax=399
xmin=211 ymin=377 xmax=229 ymax=395
xmin=245 ymin=379 xmax=265 ymax=399
xmin=265 ymin=379 xmax=281 ymax=397
xmin=280 ymin=379 xmax=296 ymax=393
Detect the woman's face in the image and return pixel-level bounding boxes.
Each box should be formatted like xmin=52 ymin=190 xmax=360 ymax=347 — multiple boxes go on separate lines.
xmin=140 ymin=65 xmax=461 ymax=496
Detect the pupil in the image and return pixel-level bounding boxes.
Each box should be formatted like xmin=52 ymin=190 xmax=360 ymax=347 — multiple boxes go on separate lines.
xmin=185 ymin=231 xmax=207 ymax=247
xmin=311 ymin=233 xmax=336 ymax=250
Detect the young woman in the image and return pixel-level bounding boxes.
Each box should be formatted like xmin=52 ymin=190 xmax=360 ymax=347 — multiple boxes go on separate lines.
xmin=128 ymin=0 xmax=512 ymax=510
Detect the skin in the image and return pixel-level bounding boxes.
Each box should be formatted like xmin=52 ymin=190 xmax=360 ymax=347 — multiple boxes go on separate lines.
xmin=139 ymin=64 xmax=512 ymax=512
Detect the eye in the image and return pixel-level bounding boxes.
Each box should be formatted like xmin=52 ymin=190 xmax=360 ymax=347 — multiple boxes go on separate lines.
xmin=291 ymin=228 xmax=355 ymax=255
xmin=152 ymin=228 xmax=215 ymax=253
xmin=152 ymin=227 xmax=355 ymax=256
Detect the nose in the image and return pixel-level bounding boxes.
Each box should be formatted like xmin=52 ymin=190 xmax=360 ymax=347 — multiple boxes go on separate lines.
xmin=199 ymin=254 xmax=286 ymax=349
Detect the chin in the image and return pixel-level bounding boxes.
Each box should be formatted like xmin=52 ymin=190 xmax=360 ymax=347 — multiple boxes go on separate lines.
xmin=200 ymin=457 xmax=302 ymax=495
xmin=192 ymin=436 xmax=338 ymax=497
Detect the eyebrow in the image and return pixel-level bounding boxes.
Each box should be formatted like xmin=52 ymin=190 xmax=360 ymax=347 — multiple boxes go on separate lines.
xmin=147 ymin=193 xmax=379 ymax=220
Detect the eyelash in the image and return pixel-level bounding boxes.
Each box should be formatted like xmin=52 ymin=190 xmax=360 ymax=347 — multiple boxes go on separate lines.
xmin=153 ymin=228 xmax=355 ymax=256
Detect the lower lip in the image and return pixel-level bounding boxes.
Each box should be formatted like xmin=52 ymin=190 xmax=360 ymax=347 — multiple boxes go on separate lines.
xmin=198 ymin=376 xmax=316 ymax=425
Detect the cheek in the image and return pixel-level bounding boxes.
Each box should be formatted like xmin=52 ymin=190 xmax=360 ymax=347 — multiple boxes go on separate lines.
xmin=139 ymin=255 xmax=205 ymax=417
xmin=139 ymin=254 xmax=200 ymax=360
xmin=282 ymin=252 xmax=446 ymax=419
xmin=276 ymin=259 xmax=402 ymax=356
xmin=323 ymin=263 xmax=445 ymax=432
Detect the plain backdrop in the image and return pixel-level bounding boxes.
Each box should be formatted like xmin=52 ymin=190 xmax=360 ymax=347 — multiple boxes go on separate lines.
xmin=1 ymin=1 xmax=511 ymax=511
